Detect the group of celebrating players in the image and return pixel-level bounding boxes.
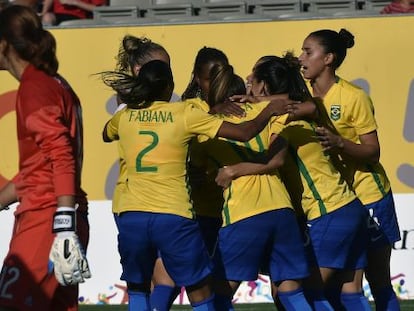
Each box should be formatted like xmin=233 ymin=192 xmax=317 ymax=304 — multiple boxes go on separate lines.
xmin=0 ymin=3 xmax=401 ymax=311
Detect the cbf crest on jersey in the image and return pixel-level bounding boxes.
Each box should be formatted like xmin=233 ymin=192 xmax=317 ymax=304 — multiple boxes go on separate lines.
xmin=330 ymin=105 xmax=341 ymax=121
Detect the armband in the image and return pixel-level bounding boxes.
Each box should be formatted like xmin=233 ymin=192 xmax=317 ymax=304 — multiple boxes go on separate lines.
xmin=52 ymin=206 xmax=76 ymax=233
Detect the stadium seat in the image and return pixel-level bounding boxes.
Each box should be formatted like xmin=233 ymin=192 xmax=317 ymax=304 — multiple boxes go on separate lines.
xmin=109 ymin=16 xmax=163 ymax=24
xmin=198 ymin=0 xmax=248 ymax=17
xmin=305 ymin=0 xmax=358 ymax=13
xmin=363 ymin=0 xmax=391 ymax=11
xmin=331 ymin=8 xmax=379 ymax=15
xmin=163 ymin=15 xmax=221 ymax=22
xmin=250 ymin=0 xmax=302 ymax=17
xmin=58 ymin=18 xmax=111 ymax=27
xmin=272 ymin=11 xmax=328 ymax=18
xmin=93 ymin=6 xmax=140 ymax=21
xmin=93 ymin=0 xmax=141 ymax=21
xmin=143 ymin=0 xmax=196 ymax=18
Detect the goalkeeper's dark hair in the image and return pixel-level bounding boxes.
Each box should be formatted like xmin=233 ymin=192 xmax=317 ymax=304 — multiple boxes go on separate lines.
xmin=208 ymin=63 xmax=246 ymax=107
xmin=101 ymin=60 xmax=174 ymax=109
xmin=0 ymin=5 xmax=58 ymax=76
xmin=253 ymin=51 xmax=312 ymax=102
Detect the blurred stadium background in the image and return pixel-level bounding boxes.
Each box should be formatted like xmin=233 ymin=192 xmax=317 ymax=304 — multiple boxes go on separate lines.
xmin=0 ymin=6 xmax=413 ymax=310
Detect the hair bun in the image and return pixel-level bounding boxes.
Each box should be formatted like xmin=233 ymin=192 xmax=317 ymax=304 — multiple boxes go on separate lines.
xmin=283 ymin=51 xmax=300 ymax=71
xmin=339 ymin=28 xmax=355 ymax=49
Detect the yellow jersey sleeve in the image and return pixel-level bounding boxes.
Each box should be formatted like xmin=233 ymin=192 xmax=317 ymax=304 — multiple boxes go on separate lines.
xmin=104 ymin=110 xmax=122 ymax=141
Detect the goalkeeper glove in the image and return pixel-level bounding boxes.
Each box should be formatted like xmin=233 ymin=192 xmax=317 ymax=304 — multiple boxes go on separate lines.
xmin=49 ymin=206 xmax=91 ymax=286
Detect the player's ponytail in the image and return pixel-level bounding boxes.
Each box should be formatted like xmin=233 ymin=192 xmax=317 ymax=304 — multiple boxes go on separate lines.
xmin=116 ymin=35 xmax=168 ymax=76
xmin=0 ymin=5 xmax=59 ymax=76
xmin=33 ymin=30 xmax=59 ymax=76
xmin=182 ymin=46 xmax=229 ymax=101
xmin=101 ymin=60 xmax=174 ymax=109
xmin=283 ymin=52 xmax=312 ymax=102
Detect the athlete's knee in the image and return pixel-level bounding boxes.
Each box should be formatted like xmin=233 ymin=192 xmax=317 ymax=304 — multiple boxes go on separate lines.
xmin=127 ymin=281 xmax=151 ymax=293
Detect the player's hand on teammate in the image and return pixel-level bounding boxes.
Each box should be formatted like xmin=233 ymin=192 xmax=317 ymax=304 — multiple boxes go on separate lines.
xmin=210 ymin=99 xmax=246 ymax=117
xmin=49 ymin=207 xmax=91 ymax=286
xmin=229 ymin=94 xmax=261 ymax=104
xmin=268 ymin=98 xmax=300 ymax=116
xmin=315 ymin=126 xmax=344 ymax=151
xmin=215 ymin=166 xmax=236 ymax=189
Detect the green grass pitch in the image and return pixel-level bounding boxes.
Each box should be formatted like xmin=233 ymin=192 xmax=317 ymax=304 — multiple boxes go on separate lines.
xmin=80 ymin=301 xmax=414 ymax=310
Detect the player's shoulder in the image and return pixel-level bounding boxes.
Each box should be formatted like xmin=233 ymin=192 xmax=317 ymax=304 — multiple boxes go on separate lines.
xmin=243 ymin=101 xmax=269 ymax=115
xmin=21 ymin=66 xmax=56 ymax=90
xmin=337 ymin=77 xmax=369 ymax=98
xmin=335 ymin=77 xmax=373 ymax=106
xmin=183 ymin=98 xmax=209 ymax=112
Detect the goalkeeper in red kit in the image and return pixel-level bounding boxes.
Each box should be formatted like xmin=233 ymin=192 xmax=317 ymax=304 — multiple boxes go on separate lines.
xmin=0 ymin=5 xmax=90 ymax=311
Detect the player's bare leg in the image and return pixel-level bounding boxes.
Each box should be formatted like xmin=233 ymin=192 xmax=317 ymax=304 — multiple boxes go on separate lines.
xmin=186 ymin=276 xmax=216 ymax=310
xmin=365 ymin=245 xmax=400 ymax=310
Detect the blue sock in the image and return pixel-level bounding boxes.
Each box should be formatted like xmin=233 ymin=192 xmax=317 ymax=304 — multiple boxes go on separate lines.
xmin=278 ymin=287 xmax=312 ymax=311
xmin=304 ymin=290 xmax=334 ymax=311
xmin=192 ymin=294 xmax=216 ymax=311
xmin=214 ymin=294 xmax=234 ymax=311
xmin=128 ymin=290 xmax=150 ymax=311
xmin=371 ymin=285 xmax=401 ymax=311
xmin=340 ymin=292 xmax=371 ymax=311
xmin=150 ymin=285 xmax=179 ymax=311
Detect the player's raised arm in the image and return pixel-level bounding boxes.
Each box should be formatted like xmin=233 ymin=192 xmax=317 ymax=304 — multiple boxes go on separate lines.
xmin=215 ymin=135 xmax=288 ymax=188
xmin=216 ymin=99 xmax=297 ymax=141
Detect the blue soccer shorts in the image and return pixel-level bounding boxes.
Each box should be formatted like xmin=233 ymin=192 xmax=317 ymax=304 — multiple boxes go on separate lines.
xmin=213 ymin=208 xmax=309 ymax=283
xmin=115 ymin=211 xmax=212 ymax=287
xmin=364 ymin=190 xmax=401 ymax=249
xmin=305 ymin=199 xmax=368 ymax=270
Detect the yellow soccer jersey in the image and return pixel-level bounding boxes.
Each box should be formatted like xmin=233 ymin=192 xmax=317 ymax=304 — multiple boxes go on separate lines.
xmin=203 ymin=102 xmax=292 ymax=226
xmin=105 ymin=100 xmax=224 ymax=218
xmin=112 ymin=145 xmax=127 ymax=213
xmin=188 ymin=99 xmax=223 ymax=218
xmin=316 ymin=77 xmax=390 ymax=204
xmin=111 ymin=103 xmax=127 ymax=213
xmin=189 ymin=138 xmax=223 ymax=218
xmin=280 ymin=120 xmax=357 ymax=221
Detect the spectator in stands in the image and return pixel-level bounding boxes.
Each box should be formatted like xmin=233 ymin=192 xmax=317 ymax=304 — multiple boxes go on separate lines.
xmin=41 ymin=0 xmax=107 ymax=26
xmin=13 ymin=0 xmax=41 ymax=10
xmin=0 ymin=0 xmax=8 ymax=10
xmin=1 ymin=0 xmax=41 ymax=12
xmin=380 ymin=0 xmax=414 ymax=13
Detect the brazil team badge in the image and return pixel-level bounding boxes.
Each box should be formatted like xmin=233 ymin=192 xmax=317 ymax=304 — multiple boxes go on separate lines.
xmin=330 ymin=105 xmax=341 ymax=121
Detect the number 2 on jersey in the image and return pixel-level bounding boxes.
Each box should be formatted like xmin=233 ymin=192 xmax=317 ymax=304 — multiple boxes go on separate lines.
xmin=136 ymin=130 xmax=158 ymax=172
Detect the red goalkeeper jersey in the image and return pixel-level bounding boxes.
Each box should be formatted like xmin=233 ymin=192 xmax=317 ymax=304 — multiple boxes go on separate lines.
xmin=12 ymin=64 xmax=87 ymax=214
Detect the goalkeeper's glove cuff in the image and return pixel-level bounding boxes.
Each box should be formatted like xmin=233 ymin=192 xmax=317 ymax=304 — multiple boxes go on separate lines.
xmin=53 ymin=206 xmax=76 ymax=233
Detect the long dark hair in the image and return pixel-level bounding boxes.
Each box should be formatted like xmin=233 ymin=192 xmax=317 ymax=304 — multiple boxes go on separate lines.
xmin=208 ymin=64 xmax=246 ymax=107
xmin=101 ymin=60 xmax=174 ymax=109
xmin=182 ymin=46 xmax=229 ymax=100
xmin=0 ymin=5 xmax=58 ymax=75
xmin=253 ymin=52 xmax=312 ymax=102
